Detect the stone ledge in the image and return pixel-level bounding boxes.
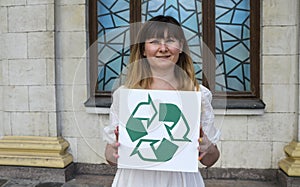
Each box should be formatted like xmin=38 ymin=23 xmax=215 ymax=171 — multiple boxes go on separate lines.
xmin=74 ymin=163 xmax=278 ymax=181
xmin=0 ymin=179 xmax=7 ymax=186
xmin=277 ymin=169 xmax=300 ymax=187
xmin=75 ymin=163 xmax=117 ymax=176
xmin=0 ymin=163 xmax=75 ymax=183
xmin=1 ymin=163 xmax=292 ymax=185
xmin=201 ymin=168 xmax=277 ymax=181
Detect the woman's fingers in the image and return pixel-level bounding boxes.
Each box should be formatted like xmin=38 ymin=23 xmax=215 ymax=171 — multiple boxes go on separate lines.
xmin=113 ymin=152 xmax=120 ymax=159
xmin=111 ymin=141 xmax=120 ymax=148
xmin=198 ymin=131 xmax=213 ymax=160
xmin=198 ymin=134 xmax=212 ymax=149
xmin=105 ymin=143 xmax=119 ymax=166
xmin=200 ymin=126 xmax=204 ymax=137
xmin=110 ymin=127 xmax=120 ymax=162
xmin=112 ymin=142 xmax=120 ymax=158
xmin=198 ymin=151 xmax=207 ymax=161
xmin=114 ymin=126 xmax=119 ymax=142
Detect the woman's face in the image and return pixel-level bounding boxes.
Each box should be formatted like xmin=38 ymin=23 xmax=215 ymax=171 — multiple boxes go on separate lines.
xmin=143 ymin=31 xmax=182 ymax=71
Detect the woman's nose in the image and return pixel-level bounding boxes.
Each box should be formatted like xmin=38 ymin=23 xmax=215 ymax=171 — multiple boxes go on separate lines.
xmin=158 ymin=42 xmax=168 ymax=52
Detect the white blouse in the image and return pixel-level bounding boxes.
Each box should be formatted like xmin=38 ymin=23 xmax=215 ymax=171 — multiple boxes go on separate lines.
xmin=103 ymin=85 xmax=220 ymax=187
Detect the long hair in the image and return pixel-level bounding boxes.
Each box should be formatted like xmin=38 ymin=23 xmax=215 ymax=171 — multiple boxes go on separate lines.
xmin=125 ymin=15 xmax=199 ymax=91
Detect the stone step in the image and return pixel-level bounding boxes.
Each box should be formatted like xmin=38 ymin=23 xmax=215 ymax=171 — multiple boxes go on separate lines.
xmin=62 ymin=175 xmax=280 ymax=187
xmin=0 ymin=176 xmax=282 ymax=187
xmin=62 ymin=175 xmax=114 ymax=187
xmin=205 ymin=179 xmax=280 ymax=187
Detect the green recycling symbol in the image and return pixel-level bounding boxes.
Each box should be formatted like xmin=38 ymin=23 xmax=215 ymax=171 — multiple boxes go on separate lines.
xmin=126 ymin=94 xmax=191 ymax=162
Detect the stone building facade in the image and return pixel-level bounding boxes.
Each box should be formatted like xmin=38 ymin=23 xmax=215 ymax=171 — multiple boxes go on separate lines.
xmin=0 ymin=0 xmax=300 ymax=182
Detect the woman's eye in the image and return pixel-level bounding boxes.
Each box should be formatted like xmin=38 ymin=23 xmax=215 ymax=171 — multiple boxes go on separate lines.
xmin=166 ymin=39 xmax=175 ymax=43
xmin=149 ymin=40 xmax=160 ymax=44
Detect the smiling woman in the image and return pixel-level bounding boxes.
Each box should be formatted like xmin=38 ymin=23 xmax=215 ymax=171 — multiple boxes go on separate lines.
xmin=104 ymin=15 xmax=221 ymax=187
xmin=125 ymin=15 xmax=198 ymax=91
xmin=144 ymin=36 xmax=182 ymax=70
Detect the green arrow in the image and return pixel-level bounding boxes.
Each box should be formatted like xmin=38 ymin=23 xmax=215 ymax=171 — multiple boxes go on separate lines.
xmin=159 ymin=103 xmax=181 ymax=124
xmin=154 ymin=138 xmax=179 ymax=161
xmin=130 ymin=138 xmax=178 ymax=162
xmin=159 ymin=103 xmax=191 ymax=142
xmin=126 ymin=94 xmax=157 ymax=142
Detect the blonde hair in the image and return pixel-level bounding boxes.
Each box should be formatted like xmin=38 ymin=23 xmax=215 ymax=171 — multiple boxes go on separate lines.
xmin=125 ymin=15 xmax=199 ymax=91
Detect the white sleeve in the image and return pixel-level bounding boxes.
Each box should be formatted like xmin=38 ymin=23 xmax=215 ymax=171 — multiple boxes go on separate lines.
xmin=103 ymin=88 xmax=121 ymax=144
xmin=200 ymin=85 xmax=221 ymax=144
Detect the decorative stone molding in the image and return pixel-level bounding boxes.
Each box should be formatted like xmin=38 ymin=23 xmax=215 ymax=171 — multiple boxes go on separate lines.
xmin=0 ymin=136 xmax=73 ymax=168
xmin=279 ymin=141 xmax=300 ymax=176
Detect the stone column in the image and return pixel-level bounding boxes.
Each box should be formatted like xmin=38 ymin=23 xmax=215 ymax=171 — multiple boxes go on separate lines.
xmin=278 ymin=0 xmax=300 ymax=178
xmin=278 ymin=49 xmax=300 ymax=177
xmin=0 ymin=0 xmax=72 ymax=169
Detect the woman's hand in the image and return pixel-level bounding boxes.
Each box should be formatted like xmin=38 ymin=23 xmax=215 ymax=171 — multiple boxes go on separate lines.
xmin=105 ymin=126 xmax=120 ymax=166
xmin=198 ymin=131 xmax=213 ymax=160
xmin=198 ymin=127 xmax=220 ymax=167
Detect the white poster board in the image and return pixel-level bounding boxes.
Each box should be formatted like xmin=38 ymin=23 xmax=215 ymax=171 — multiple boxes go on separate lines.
xmin=118 ymin=89 xmax=201 ymax=172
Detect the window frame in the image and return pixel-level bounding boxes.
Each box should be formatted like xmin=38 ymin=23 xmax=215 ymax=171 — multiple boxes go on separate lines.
xmin=86 ymin=0 xmax=265 ymax=109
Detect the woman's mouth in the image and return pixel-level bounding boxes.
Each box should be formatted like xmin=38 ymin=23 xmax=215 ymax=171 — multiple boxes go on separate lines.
xmin=156 ymin=55 xmax=171 ymax=59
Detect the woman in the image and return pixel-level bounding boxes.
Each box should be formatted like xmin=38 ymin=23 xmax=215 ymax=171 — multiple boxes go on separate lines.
xmin=104 ymin=15 xmax=220 ymax=187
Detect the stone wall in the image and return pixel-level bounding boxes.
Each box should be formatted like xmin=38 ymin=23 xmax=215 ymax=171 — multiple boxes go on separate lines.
xmin=0 ymin=0 xmax=57 ymax=137
xmin=0 ymin=0 xmax=299 ymax=169
xmin=215 ymin=0 xmax=300 ymax=169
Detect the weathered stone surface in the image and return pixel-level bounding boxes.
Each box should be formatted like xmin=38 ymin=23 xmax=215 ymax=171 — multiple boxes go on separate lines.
xmin=263 ymin=0 xmax=298 ymax=26
xmin=0 ymin=163 xmax=75 ymax=183
xmin=29 ymin=86 xmax=56 ymax=111
xmin=263 ymin=26 xmax=298 ymax=55
xmin=0 ymin=179 xmax=7 ymax=186
xmin=0 ymin=33 xmax=27 ymax=59
xmin=222 ymin=141 xmax=272 ymax=168
xmin=278 ymin=169 xmax=300 ymax=187
xmin=56 ymin=5 xmax=85 ymax=31
xmin=0 ymin=7 xmax=7 ymax=33
xmin=28 ymin=32 xmax=54 ymax=58
xmin=0 ymin=0 xmax=26 ymax=6
xmin=8 ymin=5 xmax=47 ymax=32
xmin=204 ymin=168 xmax=278 ymax=181
xmin=8 ymin=59 xmax=47 ymax=86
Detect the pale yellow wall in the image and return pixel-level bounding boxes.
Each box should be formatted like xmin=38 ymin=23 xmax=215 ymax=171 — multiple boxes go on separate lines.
xmin=0 ymin=0 xmax=57 ymax=137
xmin=216 ymin=0 xmax=300 ymax=169
xmin=0 ymin=0 xmax=299 ymax=169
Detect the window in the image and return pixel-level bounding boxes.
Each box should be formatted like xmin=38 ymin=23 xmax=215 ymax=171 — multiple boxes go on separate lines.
xmin=86 ymin=0 xmax=265 ymax=109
